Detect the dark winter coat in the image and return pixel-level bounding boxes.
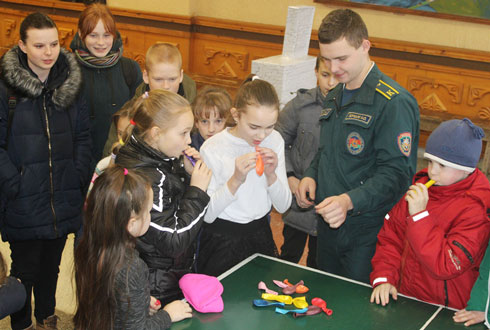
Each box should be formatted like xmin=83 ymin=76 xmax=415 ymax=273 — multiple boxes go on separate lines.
xmin=0 ymin=46 xmax=91 ymax=242
xmin=70 ymin=33 xmax=142 ymax=164
xmin=116 ymin=133 xmax=209 ymax=302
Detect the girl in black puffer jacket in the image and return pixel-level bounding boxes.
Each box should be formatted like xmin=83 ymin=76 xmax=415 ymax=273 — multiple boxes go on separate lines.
xmin=116 ymin=89 xmax=211 ymax=304
xmin=0 ymin=12 xmax=91 ymax=330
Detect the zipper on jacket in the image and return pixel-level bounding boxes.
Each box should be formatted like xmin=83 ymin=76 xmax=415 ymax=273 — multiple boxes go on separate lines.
xmin=333 ymin=96 xmax=340 ymax=118
xmin=444 ymin=280 xmax=449 ymax=306
xmin=452 ymin=240 xmax=474 ymax=264
xmin=43 ymin=94 xmax=58 ymax=236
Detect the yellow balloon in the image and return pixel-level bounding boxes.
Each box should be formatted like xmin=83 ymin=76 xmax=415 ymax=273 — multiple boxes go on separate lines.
xmin=261 ymin=293 xmax=293 ymax=304
xmin=292 ymin=296 xmax=308 ymax=309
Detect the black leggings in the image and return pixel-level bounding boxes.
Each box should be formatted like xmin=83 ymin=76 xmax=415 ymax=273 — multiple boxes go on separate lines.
xmin=280 ymin=224 xmax=317 ymax=268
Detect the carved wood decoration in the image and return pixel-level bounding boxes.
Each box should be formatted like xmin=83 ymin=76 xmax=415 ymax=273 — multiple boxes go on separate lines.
xmin=478 ymin=107 xmax=490 ymax=121
xmin=2 ymin=18 xmax=17 ymax=48
xmin=203 ymin=47 xmax=249 ymax=78
xmin=58 ymin=27 xmax=74 ymax=48
xmin=420 ymin=93 xmax=447 ymax=113
xmin=469 ymin=86 xmax=490 ymax=106
xmin=408 ymin=76 xmax=463 ymax=104
xmin=3 ymin=18 xmax=15 ymax=38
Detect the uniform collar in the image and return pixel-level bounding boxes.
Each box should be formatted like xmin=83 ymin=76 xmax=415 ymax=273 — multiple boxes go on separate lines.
xmin=325 ymin=63 xmax=382 ymax=107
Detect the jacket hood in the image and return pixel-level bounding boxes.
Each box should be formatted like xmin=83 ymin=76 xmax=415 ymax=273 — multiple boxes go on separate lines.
xmin=291 ymin=86 xmax=325 ymax=109
xmin=1 ymin=46 xmax=82 ymax=108
xmin=414 ymin=168 xmax=490 ymax=212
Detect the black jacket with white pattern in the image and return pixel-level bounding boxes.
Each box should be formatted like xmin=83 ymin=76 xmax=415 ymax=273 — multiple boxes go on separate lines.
xmin=116 ymin=133 xmax=209 ymax=302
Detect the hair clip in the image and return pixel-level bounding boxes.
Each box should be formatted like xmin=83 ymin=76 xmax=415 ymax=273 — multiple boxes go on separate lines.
xmin=252 ymin=75 xmax=260 ymax=81
xmin=130 ymin=119 xmax=136 ymax=126
xmin=123 ymin=168 xmax=129 ymax=176
xmin=119 ymin=138 xmax=125 ymax=146
xmin=142 ymin=91 xmax=149 ymax=99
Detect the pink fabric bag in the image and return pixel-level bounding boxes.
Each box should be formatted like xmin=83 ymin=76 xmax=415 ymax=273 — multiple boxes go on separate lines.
xmin=179 ymin=274 xmax=224 ymax=313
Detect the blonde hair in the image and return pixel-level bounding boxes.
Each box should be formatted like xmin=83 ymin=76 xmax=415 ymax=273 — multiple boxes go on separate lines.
xmin=124 ymin=90 xmax=191 ymax=143
xmin=145 ymin=43 xmax=182 ymax=72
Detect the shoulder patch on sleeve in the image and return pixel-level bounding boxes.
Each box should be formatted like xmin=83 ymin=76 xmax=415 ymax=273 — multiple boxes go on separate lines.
xmin=376 ymin=80 xmax=400 ymax=100
xmin=397 ymin=132 xmax=412 ymax=157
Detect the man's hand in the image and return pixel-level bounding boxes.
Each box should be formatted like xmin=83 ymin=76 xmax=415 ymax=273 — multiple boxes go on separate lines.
xmin=315 ymin=193 xmax=353 ymax=228
xmin=297 ymin=177 xmax=316 ymax=208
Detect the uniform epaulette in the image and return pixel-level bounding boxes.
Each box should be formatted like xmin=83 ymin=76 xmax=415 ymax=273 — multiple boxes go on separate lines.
xmin=376 ymin=79 xmax=400 ymax=100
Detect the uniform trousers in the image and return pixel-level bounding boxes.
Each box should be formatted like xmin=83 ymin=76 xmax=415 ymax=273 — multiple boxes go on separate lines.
xmin=316 ymin=218 xmax=382 ymax=283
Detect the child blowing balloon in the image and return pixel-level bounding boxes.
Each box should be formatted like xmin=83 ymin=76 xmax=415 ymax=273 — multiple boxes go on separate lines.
xmin=74 ymin=167 xmax=192 ymax=329
xmin=370 ymin=118 xmax=490 ymax=310
xmin=115 ymin=89 xmax=212 ymax=303
xmin=197 ymin=76 xmax=292 ymax=276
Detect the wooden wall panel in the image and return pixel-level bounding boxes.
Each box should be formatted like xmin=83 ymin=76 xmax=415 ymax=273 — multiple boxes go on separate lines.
xmin=0 ymin=9 xmax=21 ymax=56
xmin=191 ymin=33 xmax=281 ymax=82
xmin=2 ymin=0 xmax=490 ymax=172
xmin=374 ymin=57 xmax=490 ymax=128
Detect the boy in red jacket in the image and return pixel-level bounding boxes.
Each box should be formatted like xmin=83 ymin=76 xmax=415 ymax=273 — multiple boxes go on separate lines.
xmin=370 ymin=118 xmax=490 ymax=309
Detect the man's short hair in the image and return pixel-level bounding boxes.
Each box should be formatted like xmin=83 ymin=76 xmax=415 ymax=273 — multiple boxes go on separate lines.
xmin=145 ymin=43 xmax=182 ymax=71
xmin=318 ymin=9 xmax=368 ymax=49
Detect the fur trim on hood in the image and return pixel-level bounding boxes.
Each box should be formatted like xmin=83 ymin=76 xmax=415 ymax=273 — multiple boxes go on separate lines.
xmin=1 ymin=46 xmax=82 ymax=109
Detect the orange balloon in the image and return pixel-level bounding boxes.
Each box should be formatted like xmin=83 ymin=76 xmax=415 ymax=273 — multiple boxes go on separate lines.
xmin=296 ymin=285 xmax=309 ymax=294
xmin=256 ymin=147 xmax=264 ymax=176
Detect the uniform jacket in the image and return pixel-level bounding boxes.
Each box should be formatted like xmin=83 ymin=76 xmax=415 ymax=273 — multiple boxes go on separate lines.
xmin=101 ymin=74 xmax=196 ymax=158
xmin=114 ymin=249 xmax=172 ymax=330
xmin=370 ymin=169 xmax=490 ymax=309
xmin=275 ymin=86 xmax=325 ymax=235
xmin=70 ymin=33 xmax=143 ymax=163
xmin=304 ymin=63 xmax=420 ymax=224
xmin=0 ymin=46 xmax=91 ymax=242
xmin=116 ymin=133 xmax=209 ymax=302
xmin=465 ymin=238 xmax=490 ymax=328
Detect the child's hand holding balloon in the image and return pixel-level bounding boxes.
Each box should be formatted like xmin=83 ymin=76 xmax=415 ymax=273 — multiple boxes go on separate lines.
xmin=256 ymin=146 xmax=278 ymax=186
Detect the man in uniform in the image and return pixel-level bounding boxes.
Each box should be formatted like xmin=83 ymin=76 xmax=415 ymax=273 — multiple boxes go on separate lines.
xmin=297 ymin=9 xmax=420 ymax=283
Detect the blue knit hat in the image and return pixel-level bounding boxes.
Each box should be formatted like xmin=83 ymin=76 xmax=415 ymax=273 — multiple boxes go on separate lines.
xmin=424 ymin=118 xmax=484 ymax=172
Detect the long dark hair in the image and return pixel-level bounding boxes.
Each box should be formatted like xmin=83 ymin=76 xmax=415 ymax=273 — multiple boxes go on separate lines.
xmin=74 ymin=166 xmax=150 ymax=330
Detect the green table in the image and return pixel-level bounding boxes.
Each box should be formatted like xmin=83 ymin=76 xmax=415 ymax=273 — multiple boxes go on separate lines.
xmin=172 ymin=254 xmax=486 ymax=330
